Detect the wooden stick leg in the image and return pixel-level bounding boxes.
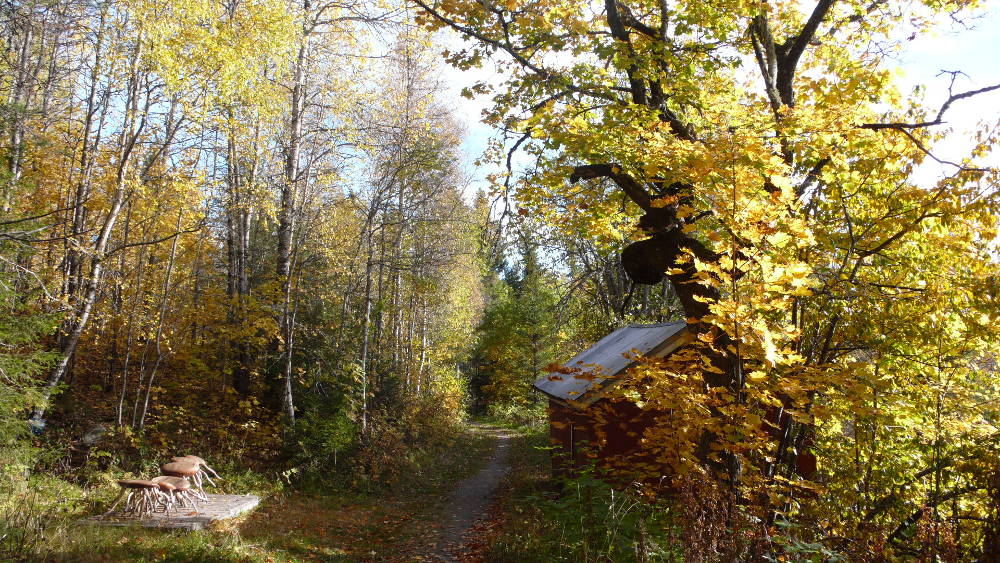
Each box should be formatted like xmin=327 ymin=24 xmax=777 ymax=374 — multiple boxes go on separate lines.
xmin=182 ymin=491 xmax=200 ymax=514
xmin=190 ymin=474 xmax=209 ymax=501
xmin=201 ymin=470 xmax=216 ymax=487
xmin=166 ymin=490 xmax=177 ymax=514
xmin=122 ymin=491 xmax=137 ymax=514
xmin=101 ymin=487 xmax=128 ymax=517
xmin=141 ymin=490 xmax=158 ymax=518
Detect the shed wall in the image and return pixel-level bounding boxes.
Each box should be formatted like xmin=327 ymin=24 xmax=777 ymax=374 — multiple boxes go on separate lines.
xmin=547 ymin=397 xmax=665 ymax=480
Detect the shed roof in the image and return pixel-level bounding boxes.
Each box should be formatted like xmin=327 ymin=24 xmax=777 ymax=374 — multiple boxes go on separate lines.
xmin=532 ymin=322 xmax=690 ymax=408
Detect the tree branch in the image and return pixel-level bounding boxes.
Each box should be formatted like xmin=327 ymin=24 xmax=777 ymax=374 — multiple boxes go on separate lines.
xmin=107 ymin=223 xmax=203 ymax=255
xmin=862 ymin=458 xmax=954 ymax=524
xmin=861 ymin=82 xmax=1000 ymax=130
xmin=880 ymin=128 xmax=990 ymax=172
xmin=887 ymin=485 xmax=980 ymax=544
xmin=795 ymin=157 xmax=830 ymax=198
xmin=615 ymin=0 xmax=659 ymax=39
xmin=570 ymin=163 xmax=653 ymax=211
xmin=749 ymin=15 xmax=781 ymax=113
xmin=776 ymin=0 xmax=837 ymax=106
xmin=412 ymin=0 xmax=620 ymax=104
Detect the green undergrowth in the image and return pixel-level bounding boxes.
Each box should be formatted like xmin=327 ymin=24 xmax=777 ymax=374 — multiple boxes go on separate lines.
xmin=482 ymin=425 xmax=681 ymax=562
xmin=478 ymin=402 xmax=546 ymax=432
xmin=482 ymin=431 xmax=854 ymax=562
xmin=2 ymin=424 xmax=496 ymax=562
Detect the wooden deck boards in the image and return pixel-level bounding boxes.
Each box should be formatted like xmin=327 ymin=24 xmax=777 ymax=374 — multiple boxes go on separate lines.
xmin=86 ymin=494 xmax=260 ymax=531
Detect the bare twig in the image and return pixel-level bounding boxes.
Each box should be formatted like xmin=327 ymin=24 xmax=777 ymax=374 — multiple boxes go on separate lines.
xmin=861 ymin=79 xmax=1000 ymax=130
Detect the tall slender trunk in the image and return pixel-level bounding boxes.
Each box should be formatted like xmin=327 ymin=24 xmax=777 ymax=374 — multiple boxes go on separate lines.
xmin=115 ymin=236 xmax=147 ymax=426
xmin=391 ymin=181 xmax=405 ymax=381
xmin=405 ymin=292 xmax=415 ymax=391
xmin=225 ymin=125 xmax=254 ymax=395
xmin=190 ymin=235 xmax=203 ymax=345
xmin=3 ymin=21 xmax=31 ymax=215
xmin=392 ymin=270 xmax=402 ymax=375
xmin=275 ymin=31 xmax=307 ymax=422
xmin=417 ymin=296 xmax=427 ymax=395
xmin=372 ymin=225 xmax=386 ymax=388
xmin=358 ymin=243 xmax=374 ymax=433
xmin=63 ymin=10 xmax=107 ymax=302
xmin=106 ymin=203 xmax=133 ymax=395
xmin=33 ymin=32 xmax=145 ymax=421
xmin=136 ymin=210 xmax=182 ymax=430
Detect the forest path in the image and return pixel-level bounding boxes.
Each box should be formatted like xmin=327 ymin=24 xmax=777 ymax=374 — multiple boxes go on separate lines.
xmin=428 ymin=424 xmax=512 ymax=562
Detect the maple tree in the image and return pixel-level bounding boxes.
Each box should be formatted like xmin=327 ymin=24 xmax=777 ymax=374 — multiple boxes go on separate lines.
xmin=415 ymin=0 xmax=1000 ymax=557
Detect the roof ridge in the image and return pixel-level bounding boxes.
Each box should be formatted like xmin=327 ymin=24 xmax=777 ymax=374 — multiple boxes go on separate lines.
xmin=533 ymin=321 xmax=690 ymax=406
xmin=625 ymin=321 xmax=685 ymax=328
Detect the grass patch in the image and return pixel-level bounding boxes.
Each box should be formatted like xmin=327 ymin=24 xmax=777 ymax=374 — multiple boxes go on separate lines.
xmin=8 ymin=424 xmax=497 ymax=562
xmin=240 ymin=426 xmax=496 ymax=561
xmin=40 ymin=526 xmax=260 ymax=563
xmin=481 ymin=426 xmax=680 ymax=562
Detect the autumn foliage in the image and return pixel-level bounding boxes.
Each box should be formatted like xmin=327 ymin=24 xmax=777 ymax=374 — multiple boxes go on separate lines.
xmin=0 ymin=0 xmax=481 ymax=488
xmin=417 ymin=0 xmax=1000 ymax=558
xmin=1 ymin=0 xmax=999 ymax=559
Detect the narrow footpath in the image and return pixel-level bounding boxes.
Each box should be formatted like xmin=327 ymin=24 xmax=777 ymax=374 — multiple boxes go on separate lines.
xmin=429 ymin=426 xmax=512 ymax=562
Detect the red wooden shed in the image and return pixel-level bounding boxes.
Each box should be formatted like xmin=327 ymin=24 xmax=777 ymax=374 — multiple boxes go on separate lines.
xmin=532 ymin=322 xmax=692 ymax=478
xmin=533 ymin=321 xmax=819 ymax=482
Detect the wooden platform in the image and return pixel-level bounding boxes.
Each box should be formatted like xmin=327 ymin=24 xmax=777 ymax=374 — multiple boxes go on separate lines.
xmin=86 ymin=494 xmax=261 ymax=531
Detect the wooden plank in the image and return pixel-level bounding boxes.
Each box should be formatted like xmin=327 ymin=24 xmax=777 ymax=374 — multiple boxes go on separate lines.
xmin=84 ymin=494 xmax=260 ymax=531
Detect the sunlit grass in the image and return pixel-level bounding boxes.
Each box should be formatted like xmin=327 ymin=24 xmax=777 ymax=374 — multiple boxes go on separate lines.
xmin=479 ymin=427 xmax=681 ymax=563
xmin=2 ymin=426 xmax=496 ymax=562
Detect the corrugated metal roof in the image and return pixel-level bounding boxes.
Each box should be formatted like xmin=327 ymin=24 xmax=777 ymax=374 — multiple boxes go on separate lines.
xmin=532 ymin=322 xmax=689 ymax=408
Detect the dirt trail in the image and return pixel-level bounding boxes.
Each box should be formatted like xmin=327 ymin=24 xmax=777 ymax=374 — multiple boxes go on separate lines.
xmin=430 ymin=426 xmax=512 ymax=561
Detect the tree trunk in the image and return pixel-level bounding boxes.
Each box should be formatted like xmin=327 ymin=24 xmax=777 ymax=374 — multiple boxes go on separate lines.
xmin=136 ymin=210 xmax=182 ymax=430
xmin=983 ymin=467 xmax=1000 ymax=561
xmin=32 ymin=32 xmax=145 ymax=421
xmin=358 ymin=231 xmax=374 ymax=433
xmin=225 ymin=128 xmax=254 ymax=395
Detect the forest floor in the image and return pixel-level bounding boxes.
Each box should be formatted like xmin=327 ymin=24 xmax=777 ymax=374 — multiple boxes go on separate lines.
xmin=236 ymin=424 xmax=515 ymax=562
xmin=36 ymin=423 xmax=531 ymax=562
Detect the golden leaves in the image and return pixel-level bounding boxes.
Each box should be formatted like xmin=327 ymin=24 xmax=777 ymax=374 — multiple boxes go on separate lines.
xmin=650 ymin=195 xmax=679 ymax=208
xmin=126 ymin=0 xmax=299 ymax=112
